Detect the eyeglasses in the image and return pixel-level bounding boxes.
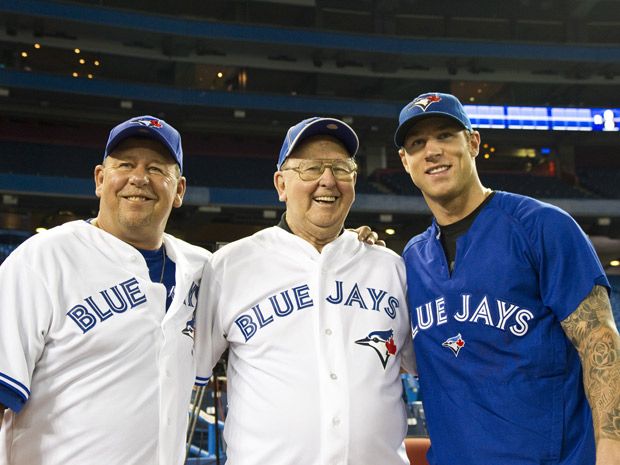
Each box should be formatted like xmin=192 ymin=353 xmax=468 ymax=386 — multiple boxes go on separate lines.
xmin=281 ymin=158 xmax=357 ymax=181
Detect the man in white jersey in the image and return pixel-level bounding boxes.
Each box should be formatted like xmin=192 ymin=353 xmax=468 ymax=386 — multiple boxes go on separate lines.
xmin=0 ymin=116 xmax=210 ymax=465
xmin=194 ymin=117 xmax=415 ymax=465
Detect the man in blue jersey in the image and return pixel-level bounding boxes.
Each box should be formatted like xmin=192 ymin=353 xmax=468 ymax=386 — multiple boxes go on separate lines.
xmin=394 ymin=92 xmax=620 ymax=465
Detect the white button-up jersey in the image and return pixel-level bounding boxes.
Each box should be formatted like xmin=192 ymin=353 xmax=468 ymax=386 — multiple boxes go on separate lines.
xmin=0 ymin=220 xmax=210 ymax=465
xmin=195 ymin=227 xmax=414 ymax=465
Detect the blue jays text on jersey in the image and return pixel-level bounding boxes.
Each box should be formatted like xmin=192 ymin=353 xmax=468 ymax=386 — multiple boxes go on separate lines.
xmin=235 ymin=280 xmax=400 ymax=341
xmin=411 ymin=294 xmax=534 ymax=338
xmin=67 ymin=278 xmax=200 ymax=334
xmin=402 ymin=192 xmax=610 ymax=465
xmin=193 ymin=226 xmax=413 ymax=465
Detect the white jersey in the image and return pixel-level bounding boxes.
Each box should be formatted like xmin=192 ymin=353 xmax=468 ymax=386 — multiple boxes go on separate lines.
xmin=195 ymin=226 xmax=414 ymax=465
xmin=0 ymin=220 xmax=210 ymax=465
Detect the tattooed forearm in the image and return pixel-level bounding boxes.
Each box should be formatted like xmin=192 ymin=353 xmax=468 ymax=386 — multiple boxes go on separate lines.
xmin=561 ymin=285 xmax=620 ymax=443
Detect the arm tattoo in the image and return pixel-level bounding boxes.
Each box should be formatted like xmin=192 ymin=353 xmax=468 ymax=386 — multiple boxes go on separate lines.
xmin=561 ymin=285 xmax=620 ymax=443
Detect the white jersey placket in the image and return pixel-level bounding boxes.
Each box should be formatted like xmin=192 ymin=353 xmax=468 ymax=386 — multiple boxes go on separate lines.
xmin=315 ymin=244 xmax=351 ymax=465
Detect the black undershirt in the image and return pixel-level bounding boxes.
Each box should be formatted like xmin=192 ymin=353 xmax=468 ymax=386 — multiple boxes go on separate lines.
xmin=438 ymin=192 xmax=495 ymax=273
xmin=277 ymin=213 xmax=292 ymax=232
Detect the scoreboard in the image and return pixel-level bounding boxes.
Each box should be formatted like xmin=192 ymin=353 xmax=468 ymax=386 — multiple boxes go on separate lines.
xmin=464 ymin=105 xmax=620 ymax=131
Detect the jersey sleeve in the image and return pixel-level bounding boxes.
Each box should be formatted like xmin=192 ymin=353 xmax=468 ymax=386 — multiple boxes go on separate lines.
xmin=397 ymin=269 xmax=417 ymax=375
xmin=194 ymin=259 xmax=229 ymax=386
xmin=399 ymin=331 xmax=417 ymax=375
xmin=535 ymin=207 xmax=610 ymax=321
xmin=0 ymin=384 xmax=25 ymax=412
xmin=0 ymin=252 xmax=53 ymax=412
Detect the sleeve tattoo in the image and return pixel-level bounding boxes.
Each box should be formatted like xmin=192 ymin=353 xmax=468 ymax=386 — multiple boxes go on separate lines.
xmin=561 ymin=285 xmax=620 ymax=443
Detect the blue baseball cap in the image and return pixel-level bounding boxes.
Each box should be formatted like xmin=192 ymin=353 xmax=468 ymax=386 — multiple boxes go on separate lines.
xmin=104 ymin=115 xmax=184 ymax=173
xmin=394 ymin=92 xmax=473 ymax=147
xmin=277 ymin=117 xmax=359 ymax=170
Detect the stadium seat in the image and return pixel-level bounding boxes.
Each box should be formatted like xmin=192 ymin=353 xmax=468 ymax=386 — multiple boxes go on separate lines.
xmin=405 ymin=437 xmax=430 ymax=465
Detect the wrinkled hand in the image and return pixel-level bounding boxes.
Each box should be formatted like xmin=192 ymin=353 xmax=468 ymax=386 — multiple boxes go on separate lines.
xmin=350 ymin=225 xmax=386 ymax=247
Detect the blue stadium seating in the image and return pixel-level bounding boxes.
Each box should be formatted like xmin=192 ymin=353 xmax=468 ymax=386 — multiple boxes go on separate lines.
xmin=0 ymin=140 xmax=384 ymax=194
xmin=0 ymin=141 xmax=615 ymax=201
xmin=479 ymin=173 xmax=597 ymax=199
xmin=0 ymin=141 xmax=100 ymax=178
xmin=577 ymin=168 xmax=620 ymax=199
xmin=369 ymin=167 xmax=599 ymax=199
xmin=370 ymin=170 xmax=422 ymax=196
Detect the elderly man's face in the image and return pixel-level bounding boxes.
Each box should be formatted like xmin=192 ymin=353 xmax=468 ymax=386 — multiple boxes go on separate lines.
xmin=94 ymin=137 xmax=185 ymax=248
xmin=274 ymin=135 xmax=356 ymax=245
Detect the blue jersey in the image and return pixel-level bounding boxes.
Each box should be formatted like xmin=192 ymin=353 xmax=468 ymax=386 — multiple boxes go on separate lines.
xmin=403 ymin=191 xmax=610 ymax=465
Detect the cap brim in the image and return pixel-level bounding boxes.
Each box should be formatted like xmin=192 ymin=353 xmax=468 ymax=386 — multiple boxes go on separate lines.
xmin=394 ymin=112 xmax=468 ymax=147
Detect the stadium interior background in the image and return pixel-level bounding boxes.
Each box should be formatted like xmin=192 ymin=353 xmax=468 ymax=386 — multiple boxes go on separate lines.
xmin=5 ymin=0 xmax=619 ymax=305
xmin=1 ymin=1 xmax=620 ymax=461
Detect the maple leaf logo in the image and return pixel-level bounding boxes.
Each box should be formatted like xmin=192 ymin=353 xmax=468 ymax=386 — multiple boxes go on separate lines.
xmin=355 ymin=329 xmax=397 ymax=369
xmin=412 ymin=94 xmax=442 ymax=111
xmin=135 ymin=118 xmax=163 ymax=128
xmin=386 ymin=336 xmax=397 ymax=355
xmin=442 ymin=333 xmax=465 ymax=357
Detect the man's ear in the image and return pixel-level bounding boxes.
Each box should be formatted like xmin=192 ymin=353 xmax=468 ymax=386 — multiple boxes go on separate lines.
xmin=94 ymin=165 xmax=105 ymax=198
xmin=173 ymin=176 xmax=187 ymax=208
xmin=469 ymin=131 xmax=481 ymax=158
xmin=398 ymin=148 xmax=410 ymax=174
xmin=274 ymin=171 xmax=287 ymax=202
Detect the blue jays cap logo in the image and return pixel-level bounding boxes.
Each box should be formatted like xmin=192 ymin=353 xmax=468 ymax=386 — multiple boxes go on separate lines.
xmin=355 ymin=329 xmax=397 ymax=369
xmin=442 ymin=333 xmax=465 ymax=357
xmin=411 ymin=94 xmax=442 ymax=111
xmin=134 ymin=117 xmax=163 ymax=128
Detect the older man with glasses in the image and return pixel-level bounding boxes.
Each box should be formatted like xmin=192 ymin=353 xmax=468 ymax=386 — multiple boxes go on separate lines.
xmin=194 ymin=117 xmax=415 ymax=465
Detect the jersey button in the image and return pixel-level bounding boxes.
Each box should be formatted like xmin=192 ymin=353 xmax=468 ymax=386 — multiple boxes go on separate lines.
xmin=325 ymin=328 xmax=332 ymax=336
xmin=330 ymin=373 xmax=338 ymax=380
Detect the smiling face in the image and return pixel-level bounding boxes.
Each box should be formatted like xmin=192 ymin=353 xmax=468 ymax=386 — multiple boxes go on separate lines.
xmin=274 ymin=135 xmax=356 ymax=250
xmin=398 ymin=116 xmax=484 ymax=220
xmin=94 ymin=137 xmax=186 ymax=249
